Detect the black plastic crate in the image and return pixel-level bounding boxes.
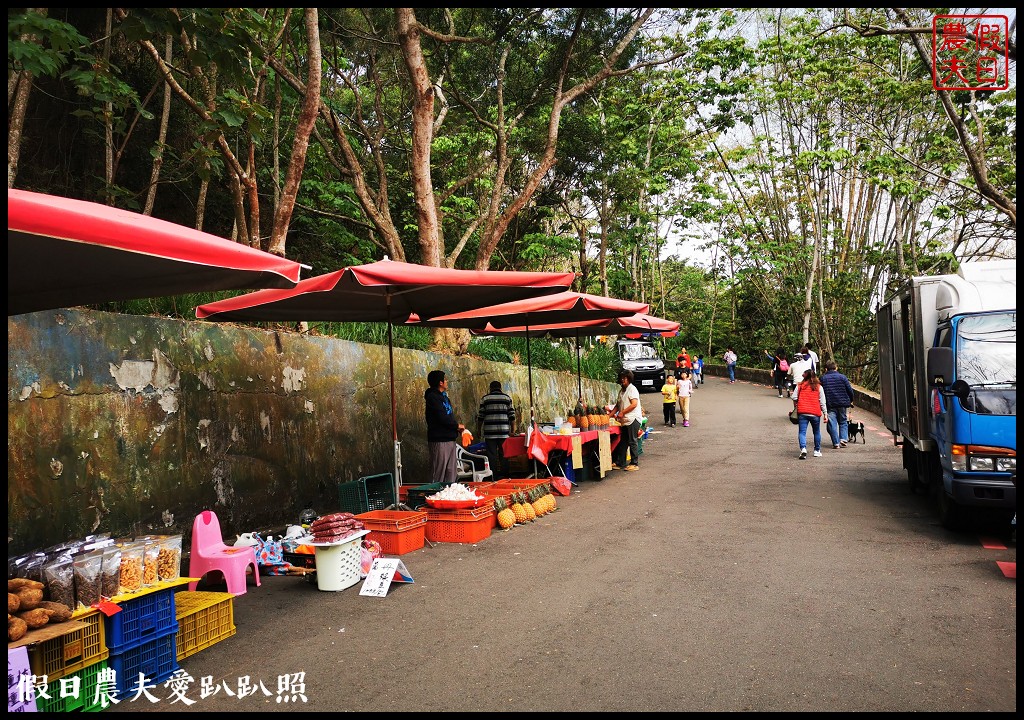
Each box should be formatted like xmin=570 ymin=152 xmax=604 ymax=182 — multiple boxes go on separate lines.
xmin=361 ymin=473 xmax=396 ymax=511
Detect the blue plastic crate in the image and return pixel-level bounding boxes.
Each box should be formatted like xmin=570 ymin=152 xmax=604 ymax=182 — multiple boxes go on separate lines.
xmin=105 ymin=586 xmax=179 ymax=653
xmin=108 ymin=627 xmax=179 ymax=697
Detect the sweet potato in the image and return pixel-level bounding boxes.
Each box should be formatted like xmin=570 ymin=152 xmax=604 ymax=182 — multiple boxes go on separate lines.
xmin=8 ymin=578 xmax=45 ymax=592
xmin=8 ymin=593 xmax=19 ymax=613
xmin=14 ymin=587 xmax=43 ymax=611
xmin=17 ymin=608 xmax=50 ymax=629
xmin=37 ymin=600 xmax=73 ymax=623
xmin=8 ymin=616 xmax=28 ymax=642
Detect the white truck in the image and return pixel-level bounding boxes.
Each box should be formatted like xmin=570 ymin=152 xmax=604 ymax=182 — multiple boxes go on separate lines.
xmin=876 ymin=260 xmax=1016 ymax=529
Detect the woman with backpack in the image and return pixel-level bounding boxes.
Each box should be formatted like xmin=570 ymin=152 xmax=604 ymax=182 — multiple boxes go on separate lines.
xmin=764 ymin=347 xmax=789 ymax=398
xmin=792 ymin=369 xmax=828 ymax=459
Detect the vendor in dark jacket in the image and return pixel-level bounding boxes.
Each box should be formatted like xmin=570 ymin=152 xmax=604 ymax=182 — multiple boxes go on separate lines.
xmin=425 ymin=369 xmax=461 ymax=484
xmin=820 ymin=360 xmax=855 ymax=448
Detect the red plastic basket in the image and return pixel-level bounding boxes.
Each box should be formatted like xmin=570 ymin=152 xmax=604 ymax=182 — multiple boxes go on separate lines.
xmin=356 ymin=510 xmax=428 ymax=555
xmin=425 ymin=506 xmax=494 ymax=543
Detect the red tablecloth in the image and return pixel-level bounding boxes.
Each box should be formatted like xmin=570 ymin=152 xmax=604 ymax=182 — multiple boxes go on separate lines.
xmin=502 ymin=426 xmax=621 ymax=465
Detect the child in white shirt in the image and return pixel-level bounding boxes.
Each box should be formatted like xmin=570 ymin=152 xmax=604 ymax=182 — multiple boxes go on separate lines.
xmin=677 ymin=369 xmax=694 ymax=427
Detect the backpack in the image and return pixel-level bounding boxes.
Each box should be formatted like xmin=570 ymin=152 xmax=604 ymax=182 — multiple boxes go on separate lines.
xmin=778 ymin=358 xmax=789 ymax=372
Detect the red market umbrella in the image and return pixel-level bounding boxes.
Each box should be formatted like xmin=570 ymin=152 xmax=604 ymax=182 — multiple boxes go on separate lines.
xmin=196 ymin=260 xmax=576 ymax=499
xmin=8 ymin=189 xmax=305 ymax=316
xmin=413 ymin=291 xmax=649 ymax=426
xmin=471 ymin=312 xmax=679 ymax=402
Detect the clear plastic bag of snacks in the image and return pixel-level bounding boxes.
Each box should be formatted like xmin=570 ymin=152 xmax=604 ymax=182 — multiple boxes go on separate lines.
xmin=101 ymin=545 xmax=122 ymax=598
xmin=72 ymin=549 xmax=104 ymax=610
xmin=141 ymin=538 xmax=161 ymax=587
xmin=117 ymin=541 xmax=145 ymax=594
xmin=43 ymin=556 xmax=76 ymax=609
xmin=157 ymin=535 xmax=182 ymax=582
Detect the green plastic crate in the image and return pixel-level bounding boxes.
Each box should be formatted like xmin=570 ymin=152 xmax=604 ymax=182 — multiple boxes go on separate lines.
xmin=337 ymin=479 xmax=369 ymax=513
xmin=33 ymin=659 xmax=108 ymax=713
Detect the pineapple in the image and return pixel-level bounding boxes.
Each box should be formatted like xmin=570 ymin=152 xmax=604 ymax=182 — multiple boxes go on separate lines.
xmin=579 ymin=409 xmax=590 ymax=431
xmin=494 ymin=496 xmax=516 ymax=530
xmin=530 ymin=487 xmax=547 ymax=517
xmin=521 ymin=491 xmax=537 ymax=521
xmin=510 ymin=492 xmax=529 ymax=524
xmin=542 ymin=483 xmax=557 ymax=512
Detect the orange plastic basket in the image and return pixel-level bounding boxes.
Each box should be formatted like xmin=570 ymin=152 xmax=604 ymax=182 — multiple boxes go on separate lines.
xmin=356 ymin=510 xmax=428 ymax=555
xmin=492 ymin=479 xmax=547 ymax=494
xmin=425 ymin=506 xmax=494 ymax=543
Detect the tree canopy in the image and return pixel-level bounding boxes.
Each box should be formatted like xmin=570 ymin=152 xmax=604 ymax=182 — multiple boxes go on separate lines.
xmin=8 ymin=8 xmax=1016 ymax=387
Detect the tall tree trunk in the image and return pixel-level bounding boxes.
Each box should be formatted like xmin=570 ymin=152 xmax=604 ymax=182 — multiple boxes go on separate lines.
xmin=7 ymin=8 xmax=46 ymax=188
xmin=103 ymin=9 xmax=114 ymax=203
xmin=144 ymin=33 xmax=173 ymax=216
xmin=269 ymin=8 xmax=321 ymax=258
xmin=396 ymin=8 xmax=443 ymax=266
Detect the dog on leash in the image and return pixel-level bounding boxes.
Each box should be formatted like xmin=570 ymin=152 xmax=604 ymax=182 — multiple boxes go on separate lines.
xmin=848 ymin=418 xmax=866 ymax=444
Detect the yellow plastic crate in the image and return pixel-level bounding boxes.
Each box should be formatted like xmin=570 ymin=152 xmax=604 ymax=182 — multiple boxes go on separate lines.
xmin=28 ymin=609 xmax=108 ymax=682
xmin=174 ymin=591 xmax=236 ymax=662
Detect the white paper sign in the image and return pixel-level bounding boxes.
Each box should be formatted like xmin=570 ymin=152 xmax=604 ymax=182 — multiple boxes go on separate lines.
xmin=359 ymin=558 xmax=412 ymax=597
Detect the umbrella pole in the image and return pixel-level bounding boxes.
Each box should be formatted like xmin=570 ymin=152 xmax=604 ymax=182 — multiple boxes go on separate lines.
xmin=385 ymin=305 xmax=412 ymax=511
xmin=576 ymin=328 xmax=583 ymax=403
xmin=526 ymin=319 xmax=539 ymax=479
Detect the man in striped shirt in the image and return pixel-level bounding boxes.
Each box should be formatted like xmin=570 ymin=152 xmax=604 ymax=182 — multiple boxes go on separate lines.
xmin=477 ymin=380 xmax=517 ymax=480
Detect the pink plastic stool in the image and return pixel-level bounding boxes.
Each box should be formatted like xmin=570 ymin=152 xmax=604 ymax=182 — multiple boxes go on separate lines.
xmin=187 ymin=510 xmax=261 ymax=596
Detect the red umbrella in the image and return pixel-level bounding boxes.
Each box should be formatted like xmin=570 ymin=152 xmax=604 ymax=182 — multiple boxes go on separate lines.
xmin=8 ymin=189 xmax=305 ymax=316
xmin=413 ymin=291 xmax=649 ymax=425
xmin=196 ymin=260 xmax=577 ymax=498
xmin=418 ymin=290 xmax=648 ymax=329
xmin=470 ymin=312 xmax=679 ymax=402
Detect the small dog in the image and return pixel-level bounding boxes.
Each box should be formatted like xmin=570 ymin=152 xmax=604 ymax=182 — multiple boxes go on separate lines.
xmin=848 ymin=419 xmax=866 ymax=444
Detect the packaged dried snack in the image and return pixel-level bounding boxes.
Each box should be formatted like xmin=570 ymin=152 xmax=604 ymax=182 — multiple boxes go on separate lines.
xmin=42 ymin=556 xmax=76 ymax=609
xmin=142 ymin=538 xmax=161 ymax=587
xmin=72 ymin=549 xmax=104 ymax=610
xmin=117 ymin=541 xmax=145 ymax=595
xmin=101 ymin=545 xmax=122 ymax=599
xmin=157 ymin=535 xmax=182 ymax=582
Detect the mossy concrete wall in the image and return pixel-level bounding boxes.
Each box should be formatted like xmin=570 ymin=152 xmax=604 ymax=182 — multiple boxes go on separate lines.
xmin=7 ymin=308 xmax=618 ymax=554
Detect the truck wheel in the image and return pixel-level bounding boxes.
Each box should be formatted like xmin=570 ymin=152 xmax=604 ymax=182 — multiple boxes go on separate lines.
xmin=903 ymin=445 xmax=925 ymax=495
xmin=936 ymin=486 xmax=963 ymax=530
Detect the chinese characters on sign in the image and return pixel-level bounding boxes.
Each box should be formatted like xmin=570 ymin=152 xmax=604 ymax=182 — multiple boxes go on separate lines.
xmin=14 ymin=669 xmax=308 ymax=707
xmin=932 ymin=15 xmax=1009 ymax=91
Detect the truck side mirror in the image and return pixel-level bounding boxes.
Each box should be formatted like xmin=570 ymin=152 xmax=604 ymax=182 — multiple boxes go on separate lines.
xmin=951 ymin=379 xmax=971 ymax=402
xmin=926 ymin=346 xmax=954 ymax=386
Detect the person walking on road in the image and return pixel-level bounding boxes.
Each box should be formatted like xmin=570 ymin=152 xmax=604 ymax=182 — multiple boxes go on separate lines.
xmin=477 ymin=380 xmax=517 ymax=479
xmin=820 ymin=360 xmax=855 ymax=449
xmin=660 ymin=374 xmax=679 ymax=427
xmin=787 ymin=351 xmax=813 ymax=398
xmin=611 ymin=369 xmax=643 ymax=471
xmin=425 ymin=369 xmax=460 ymax=484
xmin=792 ymin=369 xmax=828 ymax=459
xmin=723 ymin=347 xmax=738 ymax=383
xmin=676 ymin=368 xmax=694 ymax=427
xmin=765 ymin=348 xmax=789 ymax=397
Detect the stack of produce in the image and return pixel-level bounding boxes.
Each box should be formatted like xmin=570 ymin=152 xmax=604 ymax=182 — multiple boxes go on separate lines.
xmin=310 ymin=513 xmax=365 ymax=543
xmin=8 ymin=578 xmax=74 ymax=642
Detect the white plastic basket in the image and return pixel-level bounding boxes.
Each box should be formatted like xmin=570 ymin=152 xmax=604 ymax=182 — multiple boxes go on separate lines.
xmin=311 ymin=530 xmax=369 ymax=591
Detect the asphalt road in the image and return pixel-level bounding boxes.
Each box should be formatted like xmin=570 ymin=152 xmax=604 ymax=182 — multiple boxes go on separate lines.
xmin=109 ymin=375 xmax=1016 ymax=713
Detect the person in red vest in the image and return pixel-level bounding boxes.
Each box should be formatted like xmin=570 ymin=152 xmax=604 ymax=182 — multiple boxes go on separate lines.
xmin=791 ymin=368 xmax=828 ymax=459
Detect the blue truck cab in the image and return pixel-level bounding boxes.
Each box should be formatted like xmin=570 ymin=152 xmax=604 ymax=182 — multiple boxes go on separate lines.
xmin=877 ymin=260 xmax=1016 ymax=529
